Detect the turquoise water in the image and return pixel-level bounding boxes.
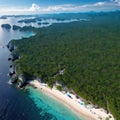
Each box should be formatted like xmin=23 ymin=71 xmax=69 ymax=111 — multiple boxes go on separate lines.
xmin=26 ymin=86 xmax=85 ymax=120
xmin=0 ymin=16 xmax=85 ymax=120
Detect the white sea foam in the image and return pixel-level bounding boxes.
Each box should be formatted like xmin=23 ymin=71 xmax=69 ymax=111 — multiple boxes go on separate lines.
xmin=8 ymin=80 xmax=12 ymax=85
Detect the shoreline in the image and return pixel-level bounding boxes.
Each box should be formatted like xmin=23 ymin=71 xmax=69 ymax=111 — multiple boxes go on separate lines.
xmin=29 ymin=80 xmax=114 ymax=120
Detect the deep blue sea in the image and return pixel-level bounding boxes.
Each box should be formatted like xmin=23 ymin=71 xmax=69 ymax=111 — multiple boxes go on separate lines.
xmin=0 ymin=16 xmax=84 ymax=120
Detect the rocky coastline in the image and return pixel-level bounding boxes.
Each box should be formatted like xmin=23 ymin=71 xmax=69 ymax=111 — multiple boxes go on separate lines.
xmin=7 ymin=42 xmax=27 ymax=88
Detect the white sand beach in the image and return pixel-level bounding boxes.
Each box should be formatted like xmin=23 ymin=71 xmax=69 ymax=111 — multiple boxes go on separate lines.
xmin=29 ymin=80 xmax=114 ymax=120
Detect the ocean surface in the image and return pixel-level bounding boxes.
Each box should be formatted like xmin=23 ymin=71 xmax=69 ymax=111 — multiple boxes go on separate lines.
xmin=0 ymin=16 xmax=84 ymax=120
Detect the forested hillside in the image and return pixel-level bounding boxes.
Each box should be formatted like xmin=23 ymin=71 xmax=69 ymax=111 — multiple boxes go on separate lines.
xmin=12 ymin=11 xmax=120 ymax=119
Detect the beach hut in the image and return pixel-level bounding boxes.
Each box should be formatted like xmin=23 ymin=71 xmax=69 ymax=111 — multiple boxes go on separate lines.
xmin=66 ymin=92 xmax=72 ymax=99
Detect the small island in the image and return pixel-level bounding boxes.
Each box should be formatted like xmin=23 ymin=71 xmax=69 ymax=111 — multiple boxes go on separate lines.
xmin=38 ymin=22 xmax=49 ymax=25
xmin=42 ymin=22 xmax=49 ymax=25
xmin=18 ymin=19 xmax=36 ymax=23
xmin=0 ymin=16 xmax=7 ymax=19
xmin=1 ymin=24 xmax=11 ymax=29
xmin=37 ymin=22 xmax=42 ymax=25
xmin=12 ymin=25 xmax=21 ymax=30
xmin=55 ymin=18 xmax=66 ymax=21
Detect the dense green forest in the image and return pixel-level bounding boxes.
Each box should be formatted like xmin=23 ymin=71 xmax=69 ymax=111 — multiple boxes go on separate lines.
xmin=12 ymin=11 xmax=120 ymax=119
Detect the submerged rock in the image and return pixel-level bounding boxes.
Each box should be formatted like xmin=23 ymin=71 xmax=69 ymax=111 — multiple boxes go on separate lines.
xmin=10 ymin=65 xmax=12 ymax=68
xmin=18 ymin=19 xmax=36 ymax=23
xmin=8 ymin=58 xmax=12 ymax=61
xmin=42 ymin=22 xmax=49 ymax=25
xmin=38 ymin=22 xmax=42 ymax=25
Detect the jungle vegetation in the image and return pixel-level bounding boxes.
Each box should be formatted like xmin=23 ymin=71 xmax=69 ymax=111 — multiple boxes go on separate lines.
xmin=12 ymin=11 xmax=120 ymax=119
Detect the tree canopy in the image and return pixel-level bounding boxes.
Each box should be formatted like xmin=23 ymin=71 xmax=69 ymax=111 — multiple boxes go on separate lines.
xmin=12 ymin=11 xmax=120 ymax=119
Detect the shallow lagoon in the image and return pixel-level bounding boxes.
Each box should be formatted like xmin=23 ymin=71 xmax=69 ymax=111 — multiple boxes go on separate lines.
xmin=26 ymin=86 xmax=84 ymax=120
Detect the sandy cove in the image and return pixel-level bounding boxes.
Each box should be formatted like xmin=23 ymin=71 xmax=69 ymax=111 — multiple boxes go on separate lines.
xmin=29 ymin=80 xmax=114 ymax=120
